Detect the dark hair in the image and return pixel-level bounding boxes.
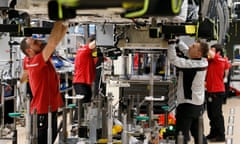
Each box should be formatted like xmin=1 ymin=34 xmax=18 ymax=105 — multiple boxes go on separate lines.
xmin=86 ymin=34 xmax=96 ymax=43
xmin=196 ymin=39 xmax=209 ymax=58
xmin=20 ymin=37 xmax=29 ymax=56
xmin=211 ymin=43 xmax=224 ymax=57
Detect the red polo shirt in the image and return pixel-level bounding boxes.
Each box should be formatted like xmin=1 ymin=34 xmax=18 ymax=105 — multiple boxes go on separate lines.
xmin=206 ymin=53 xmax=230 ymax=92
xmin=24 ymin=54 xmax=63 ymax=114
xmin=73 ymin=44 xmax=96 ymax=85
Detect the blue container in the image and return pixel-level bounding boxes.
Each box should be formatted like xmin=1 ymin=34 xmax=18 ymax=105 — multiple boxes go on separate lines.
xmin=4 ymin=85 xmax=13 ymax=97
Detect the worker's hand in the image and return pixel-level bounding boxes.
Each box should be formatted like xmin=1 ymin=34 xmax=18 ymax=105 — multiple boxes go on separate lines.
xmin=208 ymin=49 xmax=215 ymax=59
xmin=62 ymin=21 xmax=69 ymax=27
xmin=224 ymin=77 xmax=228 ymax=83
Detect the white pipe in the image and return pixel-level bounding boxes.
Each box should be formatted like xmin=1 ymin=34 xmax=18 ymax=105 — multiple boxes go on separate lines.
xmin=107 ymin=93 xmax=113 ymax=144
xmin=48 ymin=106 xmax=52 ymax=144
xmin=32 ymin=109 xmax=38 ymax=144
xmin=26 ymin=94 xmax=31 ymax=144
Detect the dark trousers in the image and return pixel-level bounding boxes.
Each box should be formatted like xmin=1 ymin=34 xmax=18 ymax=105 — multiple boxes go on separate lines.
xmin=32 ymin=111 xmax=58 ymax=144
xmin=206 ymin=92 xmax=225 ymax=138
xmin=73 ymin=83 xmax=92 ymax=121
xmin=175 ymin=103 xmax=207 ymax=144
xmin=224 ymin=82 xmax=229 ymax=103
xmin=73 ymin=83 xmax=92 ymax=103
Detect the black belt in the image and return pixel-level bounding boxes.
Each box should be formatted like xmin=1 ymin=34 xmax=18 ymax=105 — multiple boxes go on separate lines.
xmin=208 ymin=92 xmax=225 ymax=97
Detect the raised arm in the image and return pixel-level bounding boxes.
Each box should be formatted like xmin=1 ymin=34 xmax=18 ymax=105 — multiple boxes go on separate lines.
xmin=208 ymin=48 xmax=216 ymax=59
xmin=42 ymin=21 xmax=68 ymax=61
xmin=168 ymin=42 xmax=207 ymax=68
xmin=20 ymin=70 xmax=29 ymax=83
xmin=178 ymin=40 xmax=189 ymax=56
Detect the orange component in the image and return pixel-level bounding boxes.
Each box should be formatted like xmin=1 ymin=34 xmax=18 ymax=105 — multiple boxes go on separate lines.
xmin=158 ymin=113 xmax=176 ymax=126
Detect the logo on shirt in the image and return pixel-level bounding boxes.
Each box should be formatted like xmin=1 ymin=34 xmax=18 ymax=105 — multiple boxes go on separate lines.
xmin=78 ymin=47 xmax=87 ymax=51
xmin=26 ymin=63 xmax=39 ymax=67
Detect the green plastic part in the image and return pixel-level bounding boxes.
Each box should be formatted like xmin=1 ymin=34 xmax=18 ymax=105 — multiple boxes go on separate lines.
xmin=8 ymin=112 xmax=22 ymax=118
xmin=162 ymin=106 xmax=169 ymax=110
xmin=68 ymin=103 xmax=76 ymax=108
xmin=136 ymin=116 xmax=149 ymax=121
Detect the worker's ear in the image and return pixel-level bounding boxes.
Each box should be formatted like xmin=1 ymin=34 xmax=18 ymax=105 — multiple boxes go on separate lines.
xmin=25 ymin=48 xmax=32 ymax=56
xmin=197 ymin=51 xmax=202 ymax=58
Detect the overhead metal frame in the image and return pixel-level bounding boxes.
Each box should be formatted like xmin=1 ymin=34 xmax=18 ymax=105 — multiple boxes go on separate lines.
xmin=0 ymin=24 xmax=19 ymax=32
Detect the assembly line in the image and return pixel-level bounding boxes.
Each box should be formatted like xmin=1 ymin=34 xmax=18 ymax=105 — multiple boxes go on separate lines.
xmin=1 ymin=0 xmax=240 ymax=144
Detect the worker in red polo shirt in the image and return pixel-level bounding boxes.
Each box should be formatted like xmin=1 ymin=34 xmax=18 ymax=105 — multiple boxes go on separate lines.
xmin=205 ymin=44 xmax=230 ymax=142
xmin=20 ymin=21 xmax=67 ymax=144
xmin=72 ymin=35 xmax=96 ymax=127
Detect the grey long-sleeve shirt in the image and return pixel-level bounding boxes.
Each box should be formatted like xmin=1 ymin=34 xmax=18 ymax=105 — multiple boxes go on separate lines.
xmin=168 ymin=41 xmax=208 ymax=106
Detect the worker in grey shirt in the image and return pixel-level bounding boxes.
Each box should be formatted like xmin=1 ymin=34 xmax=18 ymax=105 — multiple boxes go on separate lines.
xmin=167 ymin=39 xmax=209 ymax=144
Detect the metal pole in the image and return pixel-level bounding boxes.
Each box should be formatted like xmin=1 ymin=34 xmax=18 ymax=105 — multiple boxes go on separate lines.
xmin=101 ymin=97 xmax=107 ymax=139
xmin=12 ymin=84 xmax=17 ymax=144
xmin=77 ymin=99 xmax=82 ymax=137
xmin=26 ymin=94 xmax=31 ymax=144
xmin=48 ymin=106 xmax=52 ymax=144
xmin=0 ymin=84 xmax=5 ymax=137
xmin=107 ymin=93 xmax=113 ymax=144
xmin=177 ymin=131 xmax=184 ymax=144
xmin=89 ymin=105 xmax=97 ymax=143
xmin=32 ymin=108 xmax=38 ymax=144
xmin=127 ymin=95 xmax=134 ymax=126
xmin=12 ymin=129 xmax=17 ymax=144
xmin=62 ymin=107 xmax=67 ymax=143
xmin=149 ymin=54 xmax=154 ymax=127
xmin=121 ymin=113 xmax=127 ymax=144
xmin=65 ymin=72 xmax=69 ymax=88
xmin=8 ymin=39 xmax=13 ymax=79
xmin=69 ymin=107 xmax=73 ymax=125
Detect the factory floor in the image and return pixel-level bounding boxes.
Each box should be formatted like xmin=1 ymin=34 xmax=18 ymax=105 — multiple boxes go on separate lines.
xmin=1 ymin=96 xmax=240 ymax=144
